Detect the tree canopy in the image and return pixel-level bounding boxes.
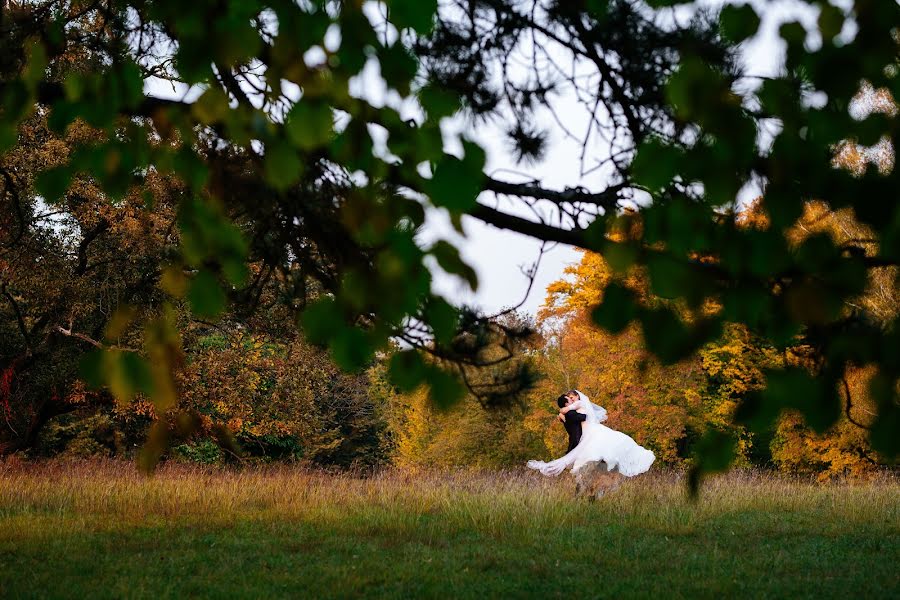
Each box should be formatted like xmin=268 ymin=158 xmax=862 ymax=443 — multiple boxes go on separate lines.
xmin=1 ymin=0 xmax=898 ymax=477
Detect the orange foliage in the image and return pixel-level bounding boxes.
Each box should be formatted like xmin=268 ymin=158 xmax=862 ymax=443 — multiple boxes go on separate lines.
xmin=535 ymin=251 xmax=705 ymax=465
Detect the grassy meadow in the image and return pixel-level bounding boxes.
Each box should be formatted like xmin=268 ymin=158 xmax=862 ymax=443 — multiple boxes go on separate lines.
xmin=0 ymin=460 xmax=897 ymax=599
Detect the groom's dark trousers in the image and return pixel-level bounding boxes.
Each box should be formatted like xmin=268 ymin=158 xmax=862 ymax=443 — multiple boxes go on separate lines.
xmin=563 ymin=411 xmax=587 ymax=453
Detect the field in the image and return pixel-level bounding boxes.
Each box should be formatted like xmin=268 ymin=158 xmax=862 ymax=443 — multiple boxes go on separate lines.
xmin=0 ymin=460 xmax=897 ymax=599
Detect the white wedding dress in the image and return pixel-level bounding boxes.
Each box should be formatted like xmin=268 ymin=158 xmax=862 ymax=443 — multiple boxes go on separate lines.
xmin=527 ymin=391 xmax=655 ymax=477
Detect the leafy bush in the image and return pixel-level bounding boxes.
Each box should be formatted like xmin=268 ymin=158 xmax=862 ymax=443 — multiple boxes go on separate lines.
xmin=34 ymin=411 xmax=124 ymax=458
xmin=172 ymin=439 xmax=223 ymax=465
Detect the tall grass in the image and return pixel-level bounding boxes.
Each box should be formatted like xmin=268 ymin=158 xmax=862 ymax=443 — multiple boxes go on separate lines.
xmin=1 ymin=459 xmax=895 ymax=529
xmin=1 ymin=459 xmax=897 ymax=599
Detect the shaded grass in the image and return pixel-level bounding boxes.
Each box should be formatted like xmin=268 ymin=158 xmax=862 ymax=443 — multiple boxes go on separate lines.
xmin=0 ymin=459 xmax=897 ymax=599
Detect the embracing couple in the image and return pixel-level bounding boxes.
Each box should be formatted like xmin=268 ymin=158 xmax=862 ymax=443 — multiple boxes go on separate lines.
xmin=527 ymin=389 xmax=655 ymax=478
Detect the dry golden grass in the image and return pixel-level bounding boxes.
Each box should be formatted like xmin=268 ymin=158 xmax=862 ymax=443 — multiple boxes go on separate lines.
xmin=1 ymin=459 xmax=895 ymax=529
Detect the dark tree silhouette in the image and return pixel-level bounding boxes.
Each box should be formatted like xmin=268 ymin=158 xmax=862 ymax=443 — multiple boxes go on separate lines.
xmin=1 ymin=0 xmax=897 ymax=474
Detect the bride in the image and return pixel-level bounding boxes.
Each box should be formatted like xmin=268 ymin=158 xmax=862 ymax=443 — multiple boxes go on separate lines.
xmin=527 ymin=390 xmax=655 ymax=477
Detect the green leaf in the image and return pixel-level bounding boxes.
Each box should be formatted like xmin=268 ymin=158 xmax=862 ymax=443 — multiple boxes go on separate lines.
xmin=176 ymin=46 xmax=213 ymax=84
xmin=425 ymin=297 xmax=459 ymax=345
xmin=105 ymin=350 xmax=154 ymax=405
xmin=817 ymin=4 xmax=845 ymax=40
xmin=721 ymin=284 xmax=771 ymax=330
xmin=285 ymin=100 xmax=334 ymax=150
xmin=763 ymin=188 xmax=803 ymax=230
xmin=665 ymin=57 xmax=727 ymax=124
xmin=336 ymin=10 xmax=377 ymax=75
xmin=301 ymin=297 xmax=344 ymax=345
xmin=23 ymin=41 xmax=48 ymax=88
xmin=640 ymin=308 xmax=689 ymax=363
xmin=631 ymin=138 xmax=682 ymax=192
xmin=602 ymin=240 xmax=637 ymax=274
xmin=688 ymin=429 xmax=737 ymax=497
xmin=138 ymin=420 xmax=170 ymax=473
xmin=765 ymin=368 xmax=840 ymax=433
xmin=192 ymin=87 xmax=231 ymax=124
xmin=733 ymin=390 xmax=781 ymax=433
xmin=379 ymin=44 xmax=418 ymax=96
xmin=389 ymin=0 xmax=438 ymax=33
xmin=719 ymin=4 xmax=760 ymax=44
xmin=854 ymin=113 xmax=890 ymax=148
xmin=222 ymin=259 xmax=249 ymax=287
xmin=428 ymin=141 xmax=486 ymax=213
xmin=2 ymin=81 xmax=32 ymax=124
xmin=586 ymin=0 xmax=610 ymax=18
xmin=78 ymin=350 xmax=106 ymax=389
xmin=411 ymin=123 xmax=446 ymax=163
xmin=187 ymin=269 xmax=226 ymax=318
xmin=418 ymin=84 xmax=461 ymax=119
xmin=329 ymin=326 xmax=373 ymax=371
xmin=116 ymin=61 xmax=145 ymax=109
xmin=34 ymin=167 xmax=72 ymax=203
xmin=178 ymin=195 xmax=248 ymax=278
xmin=646 ymin=254 xmax=692 ymax=299
xmin=387 ymin=349 xmax=427 ymax=392
xmin=118 ymin=352 xmax=155 ymax=396
xmin=0 ymin=123 xmax=16 ymax=154
xmin=168 ymin=147 xmax=209 ymax=192
xmin=869 ymin=371 xmax=900 ymax=459
xmin=217 ymin=23 xmax=262 ymax=66
xmin=427 ymin=366 xmax=465 ymax=410
xmin=695 ymin=429 xmax=737 ymax=472
xmin=264 ymin=141 xmax=303 ymax=190
xmin=330 ymin=123 xmax=375 ymax=173
xmin=779 ymin=21 xmax=807 ymax=49
xmin=430 ymin=240 xmax=478 ymax=290
xmin=757 ymin=78 xmax=796 ymax=119
xmin=590 ymin=283 xmax=637 ymax=334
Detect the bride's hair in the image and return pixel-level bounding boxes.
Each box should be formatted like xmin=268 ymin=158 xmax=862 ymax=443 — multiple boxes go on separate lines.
xmin=556 ymin=394 xmax=569 ymax=408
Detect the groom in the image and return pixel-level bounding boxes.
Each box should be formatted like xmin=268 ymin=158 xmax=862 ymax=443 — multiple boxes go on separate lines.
xmin=556 ymin=391 xmax=586 ymax=453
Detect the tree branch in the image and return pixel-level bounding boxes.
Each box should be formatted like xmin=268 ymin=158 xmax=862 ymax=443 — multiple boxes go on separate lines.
xmin=484 ymin=176 xmax=625 ymax=212
xmin=54 ymin=325 xmax=103 ymax=348
xmin=0 ymin=168 xmax=25 ymax=248
xmin=73 ymin=218 xmax=110 ymax=276
xmin=470 ymin=201 xmax=588 ymax=247
xmin=1 ymin=282 xmax=31 ymax=353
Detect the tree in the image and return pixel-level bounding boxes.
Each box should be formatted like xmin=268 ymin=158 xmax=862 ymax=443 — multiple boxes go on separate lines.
xmin=0 ymin=108 xmax=178 ymax=453
xmin=2 ymin=1 xmax=897 ymax=475
xmin=0 ymin=108 xmax=391 ymax=464
xmin=177 ymin=332 xmax=392 ymax=467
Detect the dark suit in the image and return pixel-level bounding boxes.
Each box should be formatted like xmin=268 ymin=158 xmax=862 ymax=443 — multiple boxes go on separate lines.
xmin=563 ymin=410 xmax=587 ymax=453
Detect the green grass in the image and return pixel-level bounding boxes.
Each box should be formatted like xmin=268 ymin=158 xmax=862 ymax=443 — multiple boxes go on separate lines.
xmin=0 ymin=460 xmax=897 ymax=599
